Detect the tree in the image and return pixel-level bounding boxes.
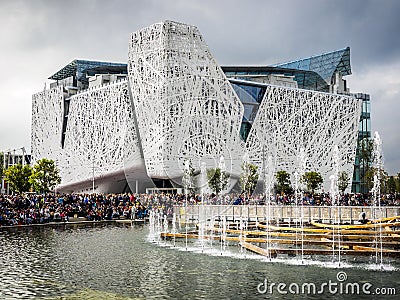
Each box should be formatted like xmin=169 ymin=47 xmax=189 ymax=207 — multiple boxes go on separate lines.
xmin=396 ymin=173 xmax=400 ymax=193
xmin=275 ymin=170 xmax=292 ymax=195
xmin=338 ymin=171 xmax=350 ymax=193
xmin=366 ymin=167 xmax=388 ymax=193
xmin=365 ymin=167 xmax=376 ymax=191
xmin=0 ymin=152 xmax=3 ymax=192
xmin=386 ymin=176 xmax=396 ymax=194
xmin=182 ymin=160 xmax=196 ymax=194
xmin=0 ymin=152 xmax=3 ymax=180
xmin=301 ymin=171 xmax=323 ymax=194
xmin=29 ymin=158 xmax=61 ymax=193
xmin=358 ymin=138 xmax=375 ymax=193
xmin=4 ymin=164 xmax=32 ymax=193
xmin=206 ymin=168 xmax=229 ymax=195
xmin=239 ymin=162 xmax=259 ymax=195
xmin=379 ymin=169 xmax=389 ymax=194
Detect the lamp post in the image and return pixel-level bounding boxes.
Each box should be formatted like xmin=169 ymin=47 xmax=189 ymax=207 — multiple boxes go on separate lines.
xmin=90 ymin=160 xmax=101 ymax=194
xmin=92 ymin=158 xmax=95 ymax=194
xmin=219 ymin=155 xmax=225 ymax=201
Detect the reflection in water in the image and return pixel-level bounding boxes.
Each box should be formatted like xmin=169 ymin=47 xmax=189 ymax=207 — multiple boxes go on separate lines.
xmin=0 ymin=224 xmax=399 ymax=299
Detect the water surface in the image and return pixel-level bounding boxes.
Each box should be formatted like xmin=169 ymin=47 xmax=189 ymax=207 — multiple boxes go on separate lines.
xmin=0 ymin=224 xmax=399 ymax=299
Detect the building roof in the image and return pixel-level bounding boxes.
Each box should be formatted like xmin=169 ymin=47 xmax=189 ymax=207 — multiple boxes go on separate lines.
xmin=222 ymin=66 xmax=329 ymax=92
xmin=49 ymin=47 xmax=350 ymax=88
xmin=273 ymin=47 xmax=351 ymax=83
xmin=48 ymin=59 xmax=127 ymax=83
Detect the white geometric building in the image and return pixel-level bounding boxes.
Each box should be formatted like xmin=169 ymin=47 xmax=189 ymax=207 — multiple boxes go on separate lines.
xmin=31 ymin=21 xmax=362 ymax=194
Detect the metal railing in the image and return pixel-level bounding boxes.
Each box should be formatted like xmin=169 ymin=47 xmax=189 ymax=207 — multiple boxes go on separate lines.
xmin=176 ymin=205 xmax=400 ymax=224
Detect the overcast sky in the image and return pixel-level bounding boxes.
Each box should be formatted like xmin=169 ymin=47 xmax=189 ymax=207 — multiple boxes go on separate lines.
xmin=0 ymin=0 xmax=399 ymax=174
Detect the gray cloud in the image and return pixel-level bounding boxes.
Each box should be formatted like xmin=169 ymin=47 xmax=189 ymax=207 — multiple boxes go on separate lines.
xmin=0 ymin=0 xmax=399 ymax=173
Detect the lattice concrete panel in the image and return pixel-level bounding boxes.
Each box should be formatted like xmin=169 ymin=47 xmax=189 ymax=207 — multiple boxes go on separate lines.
xmin=246 ymin=85 xmax=361 ymax=190
xmin=128 ymin=21 xmax=245 ymax=178
xmin=31 ymin=86 xmax=64 ymax=163
xmin=60 ymin=80 xmax=142 ymax=185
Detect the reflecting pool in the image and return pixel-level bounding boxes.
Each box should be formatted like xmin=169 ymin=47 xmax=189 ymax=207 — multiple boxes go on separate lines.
xmin=0 ymin=224 xmax=399 ymax=299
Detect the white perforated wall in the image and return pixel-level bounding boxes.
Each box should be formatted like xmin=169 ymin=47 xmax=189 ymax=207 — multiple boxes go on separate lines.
xmin=246 ymin=85 xmax=362 ymax=190
xmin=31 ymin=86 xmax=64 ymax=163
xmin=60 ymin=80 xmax=142 ymax=185
xmin=127 ymin=21 xmax=245 ymax=178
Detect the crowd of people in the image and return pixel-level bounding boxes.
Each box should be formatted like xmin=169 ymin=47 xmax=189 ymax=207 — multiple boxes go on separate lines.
xmin=0 ymin=192 xmax=399 ymax=227
xmin=0 ymin=193 xmax=151 ymax=227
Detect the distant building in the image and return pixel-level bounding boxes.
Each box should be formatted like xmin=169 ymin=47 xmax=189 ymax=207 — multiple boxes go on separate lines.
xmin=1 ymin=148 xmax=31 ymax=193
xmin=351 ymin=93 xmax=371 ymax=193
xmin=31 ymin=21 xmax=366 ymax=194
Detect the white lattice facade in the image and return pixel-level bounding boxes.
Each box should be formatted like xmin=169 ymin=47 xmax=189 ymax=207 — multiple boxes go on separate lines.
xmin=127 ymin=21 xmax=245 ymax=179
xmin=246 ymin=85 xmax=361 ymax=189
xmin=31 ymin=20 xmax=362 ymax=193
xmin=31 ymin=86 xmax=64 ymax=163
xmin=60 ymin=81 xmax=142 ymax=186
